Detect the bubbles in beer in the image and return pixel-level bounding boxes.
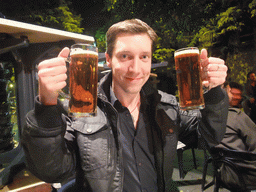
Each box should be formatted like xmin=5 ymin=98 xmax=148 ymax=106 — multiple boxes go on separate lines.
xmin=69 ymin=50 xmax=98 ymax=116
xmin=174 ymin=48 xmax=204 ymax=110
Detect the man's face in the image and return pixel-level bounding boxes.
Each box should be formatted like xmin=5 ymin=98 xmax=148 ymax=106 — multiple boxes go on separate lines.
xmin=106 ymin=33 xmax=152 ymax=95
xmin=249 ymin=73 xmax=256 ymax=81
xmin=227 ymin=85 xmax=242 ymax=107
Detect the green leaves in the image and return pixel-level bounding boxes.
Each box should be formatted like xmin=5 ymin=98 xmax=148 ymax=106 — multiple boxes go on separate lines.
xmin=17 ymin=0 xmax=84 ymax=33
xmin=153 ymin=48 xmax=175 ymax=63
xmin=217 ymin=7 xmax=243 ymax=35
xmin=226 ymin=51 xmax=253 ymax=85
xmin=249 ymin=0 xmax=256 ymax=17
xmin=57 ymin=5 xmax=84 ymax=33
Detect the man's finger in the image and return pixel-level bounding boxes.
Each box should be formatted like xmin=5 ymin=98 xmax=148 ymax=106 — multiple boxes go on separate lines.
xmin=58 ymin=47 xmax=70 ymax=58
xmin=38 ymin=57 xmax=67 ymax=70
xmin=200 ymin=49 xmax=208 ymax=60
xmin=208 ymin=57 xmax=225 ymax=65
xmin=205 ymin=63 xmax=227 ymax=72
xmin=38 ymin=65 xmax=67 ymax=77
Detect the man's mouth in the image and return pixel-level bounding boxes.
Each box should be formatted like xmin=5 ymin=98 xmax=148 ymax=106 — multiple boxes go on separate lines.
xmin=126 ymin=77 xmax=142 ymax=81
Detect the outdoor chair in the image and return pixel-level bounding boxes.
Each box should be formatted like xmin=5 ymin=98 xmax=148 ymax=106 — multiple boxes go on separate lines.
xmin=177 ymin=141 xmax=197 ymax=179
xmin=202 ymin=147 xmax=256 ymax=192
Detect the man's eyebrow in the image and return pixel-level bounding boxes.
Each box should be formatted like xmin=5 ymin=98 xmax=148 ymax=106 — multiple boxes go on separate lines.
xmin=142 ymin=51 xmax=151 ymax=55
xmin=116 ymin=51 xmax=131 ymax=54
xmin=115 ymin=50 xmax=151 ymax=55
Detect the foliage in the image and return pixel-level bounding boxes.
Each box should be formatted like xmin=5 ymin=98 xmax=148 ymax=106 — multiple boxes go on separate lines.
xmin=6 ymin=0 xmax=84 ymax=33
xmin=199 ymin=0 xmax=256 ymax=52
xmin=95 ymin=28 xmax=107 ymax=53
xmin=57 ymin=5 xmax=84 ymax=33
xmin=249 ymin=0 xmax=256 ymax=17
xmin=226 ymin=51 xmax=253 ymax=85
xmin=217 ymin=7 xmax=244 ymax=35
xmin=153 ymin=47 xmax=175 ymax=63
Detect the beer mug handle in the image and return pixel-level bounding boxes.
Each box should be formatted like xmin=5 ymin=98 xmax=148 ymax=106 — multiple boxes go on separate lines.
xmin=58 ymin=56 xmax=71 ymax=100
xmin=58 ymin=89 xmax=70 ymax=99
xmin=203 ymin=86 xmax=209 ymax=94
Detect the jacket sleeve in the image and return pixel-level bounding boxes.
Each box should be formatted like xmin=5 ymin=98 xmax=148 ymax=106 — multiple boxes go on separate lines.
xmin=21 ymin=96 xmax=76 ymax=183
xmin=179 ymin=86 xmax=229 ymax=148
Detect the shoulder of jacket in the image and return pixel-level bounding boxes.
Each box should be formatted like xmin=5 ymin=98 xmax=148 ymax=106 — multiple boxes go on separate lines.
xmin=228 ymin=107 xmax=242 ymax=114
xmin=157 ymin=90 xmax=178 ymax=106
xmin=227 ymin=108 xmax=244 ymax=129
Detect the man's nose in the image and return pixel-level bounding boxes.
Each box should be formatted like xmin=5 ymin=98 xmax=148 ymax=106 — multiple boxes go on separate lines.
xmin=234 ymin=95 xmax=242 ymax=100
xmin=129 ymin=57 xmax=140 ymax=72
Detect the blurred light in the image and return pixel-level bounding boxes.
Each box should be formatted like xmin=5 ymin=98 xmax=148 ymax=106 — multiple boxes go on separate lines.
xmin=9 ymin=83 xmax=14 ymax=88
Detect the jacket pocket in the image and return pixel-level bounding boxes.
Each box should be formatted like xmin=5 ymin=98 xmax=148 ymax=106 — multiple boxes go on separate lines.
xmin=71 ymin=109 xmax=116 ymax=179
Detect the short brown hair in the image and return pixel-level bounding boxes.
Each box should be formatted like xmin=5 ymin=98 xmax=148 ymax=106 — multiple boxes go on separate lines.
xmin=106 ymin=19 xmax=158 ymax=58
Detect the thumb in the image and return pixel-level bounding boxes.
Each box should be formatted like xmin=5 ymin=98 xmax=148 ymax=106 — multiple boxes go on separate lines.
xmin=200 ymin=48 xmax=208 ymax=60
xmin=58 ymin=47 xmax=70 ymax=58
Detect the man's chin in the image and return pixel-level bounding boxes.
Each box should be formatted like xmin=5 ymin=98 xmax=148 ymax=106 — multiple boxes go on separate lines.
xmin=125 ymin=86 xmax=143 ymax=94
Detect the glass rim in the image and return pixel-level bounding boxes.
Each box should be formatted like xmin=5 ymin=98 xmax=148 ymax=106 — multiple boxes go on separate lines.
xmin=174 ymin=47 xmax=199 ymax=57
xmin=70 ymin=43 xmax=98 ymax=55
xmin=71 ymin=43 xmax=96 ymax=48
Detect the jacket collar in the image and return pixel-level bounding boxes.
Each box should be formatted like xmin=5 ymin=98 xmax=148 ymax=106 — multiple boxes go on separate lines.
xmin=97 ymin=71 xmax=161 ymax=104
xmin=98 ymin=71 xmax=112 ymax=102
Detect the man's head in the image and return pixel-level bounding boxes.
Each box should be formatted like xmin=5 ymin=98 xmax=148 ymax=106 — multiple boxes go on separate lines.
xmin=224 ymin=82 xmax=243 ymax=107
xmin=106 ymin=19 xmax=158 ymax=58
xmin=247 ymin=71 xmax=256 ymax=82
xmin=105 ymin=19 xmax=158 ymax=97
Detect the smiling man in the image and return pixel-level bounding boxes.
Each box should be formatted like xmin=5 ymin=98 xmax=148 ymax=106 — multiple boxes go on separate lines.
xmin=22 ymin=19 xmax=229 ymax=192
xmin=105 ymin=33 xmax=152 ymax=126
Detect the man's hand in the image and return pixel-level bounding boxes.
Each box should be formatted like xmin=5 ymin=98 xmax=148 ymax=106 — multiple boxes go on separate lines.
xmin=200 ymin=49 xmax=227 ymax=90
xmin=38 ymin=47 xmax=70 ymax=105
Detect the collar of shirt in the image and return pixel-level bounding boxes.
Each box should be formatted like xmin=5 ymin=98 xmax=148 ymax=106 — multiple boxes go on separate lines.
xmin=109 ymin=85 xmax=118 ymax=106
xmin=109 ymin=85 xmax=149 ymax=109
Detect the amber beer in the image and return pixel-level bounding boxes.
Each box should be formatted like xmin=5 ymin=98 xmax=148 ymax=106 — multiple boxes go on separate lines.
xmin=69 ymin=44 xmax=98 ymax=117
xmin=174 ymin=47 xmax=205 ymax=110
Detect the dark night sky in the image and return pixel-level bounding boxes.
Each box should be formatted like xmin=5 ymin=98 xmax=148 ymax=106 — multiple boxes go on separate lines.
xmin=70 ymin=0 xmax=107 ymax=32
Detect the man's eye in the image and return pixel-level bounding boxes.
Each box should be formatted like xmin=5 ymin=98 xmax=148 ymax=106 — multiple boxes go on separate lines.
xmin=142 ymin=55 xmax=150 ymax=60
xmin=122 ymin=55 xmax=128 ymax=59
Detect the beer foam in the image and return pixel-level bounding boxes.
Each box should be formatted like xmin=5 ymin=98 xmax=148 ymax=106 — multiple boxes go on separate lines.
xmin=70 ymin=49 xmax=98 ymax=56
xmin=174 ymin=49 xmax=199 ymax=57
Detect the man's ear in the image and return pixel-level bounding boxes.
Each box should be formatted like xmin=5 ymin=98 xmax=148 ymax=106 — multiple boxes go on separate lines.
xmin=105 ymin=52 xmax=112 ymax=68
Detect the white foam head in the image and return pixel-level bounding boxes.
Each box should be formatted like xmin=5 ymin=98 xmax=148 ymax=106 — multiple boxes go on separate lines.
xmin=174 ymin=48 xmax=199 ymax=57
xmin=70 ymin=48 xmax=98 ymax=56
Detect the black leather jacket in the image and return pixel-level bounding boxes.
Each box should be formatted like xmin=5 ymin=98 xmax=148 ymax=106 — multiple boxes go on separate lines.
xmin=21 ymin=72 xmax=228 ymax=191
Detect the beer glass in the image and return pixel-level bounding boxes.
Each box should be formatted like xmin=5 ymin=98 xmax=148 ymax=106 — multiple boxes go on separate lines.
xmin=68 ymin=43 xmax=98 ymax=117
xmin=174 ymin=47 xmax=205 ymax=110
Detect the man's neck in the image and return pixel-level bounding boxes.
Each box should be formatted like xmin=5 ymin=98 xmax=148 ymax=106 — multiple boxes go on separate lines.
xmin=111 ymin=83 xmax=141 ymax=129
xmin=111 ymin=83 xmax=141 ymax=108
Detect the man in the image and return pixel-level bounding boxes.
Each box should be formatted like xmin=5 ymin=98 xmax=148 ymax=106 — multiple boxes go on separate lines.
xmin=21 ymin=19 xmax=228 ymax=192
xmin=228 ymin=82 xmax=243 ymax=108
xmin=245 ymin=71 xmax=256 ymax=100
xmin=243 ymin=71 xmax=256 ymax=122
xmin=215 ymin=82 xmax=256 ymax=187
